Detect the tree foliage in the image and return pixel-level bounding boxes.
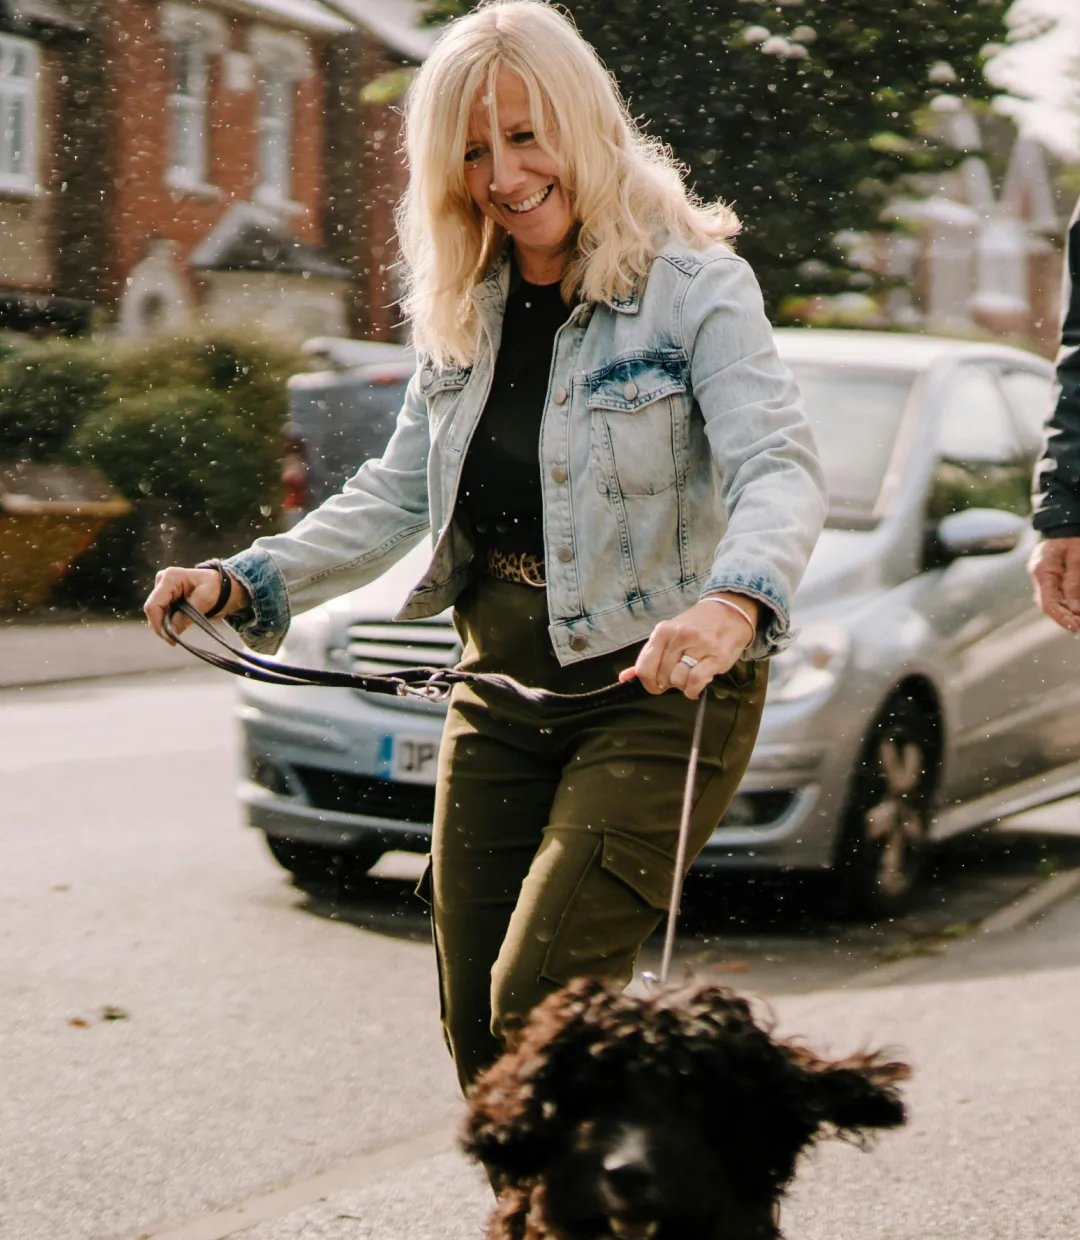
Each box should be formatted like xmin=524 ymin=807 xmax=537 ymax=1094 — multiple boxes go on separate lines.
xmin=426 ymin=0 xmax=1024 ymax=317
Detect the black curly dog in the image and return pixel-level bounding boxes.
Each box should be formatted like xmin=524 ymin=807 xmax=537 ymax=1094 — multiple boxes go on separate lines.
xmin=463 ymin=978 xmax=908 ymax=1240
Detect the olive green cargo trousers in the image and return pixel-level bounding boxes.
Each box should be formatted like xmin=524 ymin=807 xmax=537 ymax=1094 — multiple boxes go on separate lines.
xmin=419 ymin=577 xmax=767 ymax=1091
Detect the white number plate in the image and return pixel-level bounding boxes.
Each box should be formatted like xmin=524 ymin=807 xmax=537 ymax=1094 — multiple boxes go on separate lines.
xmin=378 ymin=733 xmax=439 ymax=785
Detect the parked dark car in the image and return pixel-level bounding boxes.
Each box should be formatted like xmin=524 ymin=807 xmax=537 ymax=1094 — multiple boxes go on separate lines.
xmin=281 ymin=340 xmax=413 ymax=522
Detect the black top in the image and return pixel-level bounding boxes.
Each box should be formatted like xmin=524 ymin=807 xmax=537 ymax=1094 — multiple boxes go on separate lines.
xmin=457 ymin=271 xmax=569 ymax=556
xmin=1034 ymin=197 xmax=1080 ymax=537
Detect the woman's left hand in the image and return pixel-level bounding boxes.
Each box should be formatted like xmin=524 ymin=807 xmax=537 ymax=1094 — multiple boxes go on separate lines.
xmin=619 ymin=593 xmax=759 ymax=699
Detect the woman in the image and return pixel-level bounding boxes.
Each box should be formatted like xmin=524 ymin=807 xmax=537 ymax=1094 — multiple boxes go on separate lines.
xmin=145 ymin=0 xmax=827 ymax=1092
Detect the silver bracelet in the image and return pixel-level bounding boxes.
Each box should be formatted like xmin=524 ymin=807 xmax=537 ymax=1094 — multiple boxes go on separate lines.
xmin=700 ymin=595 xmax=756 ymax=645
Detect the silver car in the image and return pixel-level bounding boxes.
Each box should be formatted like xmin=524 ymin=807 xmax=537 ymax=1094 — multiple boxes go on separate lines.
xmin=238 ymin=329 xmax=1079 ymax=915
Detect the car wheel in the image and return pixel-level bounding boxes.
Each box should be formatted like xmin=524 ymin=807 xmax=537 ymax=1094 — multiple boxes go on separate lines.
xmin=263 ymin=835 xmax=382 ymax=884
xmin=833 ymin=696 xmax=939 ymax=919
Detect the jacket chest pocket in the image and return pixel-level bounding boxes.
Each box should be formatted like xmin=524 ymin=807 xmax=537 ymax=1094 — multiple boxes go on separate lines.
xmin=586 ymin=351 xmax=691 ymax=496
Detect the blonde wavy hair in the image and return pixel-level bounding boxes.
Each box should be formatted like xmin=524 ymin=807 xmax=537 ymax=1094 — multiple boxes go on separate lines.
xmin=396 ymin=0 xmax=740 ymax=366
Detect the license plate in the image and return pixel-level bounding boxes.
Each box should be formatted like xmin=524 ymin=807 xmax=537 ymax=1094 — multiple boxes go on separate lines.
xmin=377 ymin=733 xmax=439 ymax=785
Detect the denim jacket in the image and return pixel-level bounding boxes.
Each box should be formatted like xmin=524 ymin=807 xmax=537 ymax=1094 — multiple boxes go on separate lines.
xmin=225 ymin=238 xmax=827 ymax=664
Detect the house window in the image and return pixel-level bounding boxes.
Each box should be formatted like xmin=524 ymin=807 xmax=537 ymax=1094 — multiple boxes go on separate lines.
xmin=167 ymin=37 xmax=209 ymax=187
xmin=249 ymin=25 xmax=310 ymax=208
xmin=0 ymin=34 xmax=38 ymax=193
xmin=258 ymin=63 xmax=293 ymax=200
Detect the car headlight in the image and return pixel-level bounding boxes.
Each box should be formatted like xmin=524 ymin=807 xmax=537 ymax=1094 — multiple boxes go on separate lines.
xmin=276 ymin=609 xmax=330 ymax=670
xmin=766 ymin=621 xmax=850 ymax=704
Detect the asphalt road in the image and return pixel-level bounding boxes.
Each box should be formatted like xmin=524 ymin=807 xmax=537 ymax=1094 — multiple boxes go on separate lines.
xmin=1 ymin=672 xmax=458 ymax=1240
xmin=2 ymin=672 xmax=1079 ymax=1240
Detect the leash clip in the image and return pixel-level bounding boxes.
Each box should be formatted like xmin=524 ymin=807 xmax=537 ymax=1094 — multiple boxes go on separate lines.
xmin=395 ymin=673 xmax=453 ymax=704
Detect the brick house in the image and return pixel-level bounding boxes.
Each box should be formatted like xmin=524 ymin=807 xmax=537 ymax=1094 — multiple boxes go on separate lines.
xmin=0 ymin=0 xmax=432 ymax=342
xmin=867 ymin=100 xmax=1076 ymax=356
xmin=0 ymin=1 xmax=90 ymax=333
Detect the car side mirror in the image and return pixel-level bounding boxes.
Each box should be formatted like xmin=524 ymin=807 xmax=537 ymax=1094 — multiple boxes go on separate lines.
xmin=935 ymin=508 xmax=1028 ymax=559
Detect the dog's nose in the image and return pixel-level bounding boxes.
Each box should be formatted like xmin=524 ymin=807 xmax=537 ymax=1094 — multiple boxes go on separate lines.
xmin=604 ymin=1157 xmax=652 ymax=1194
xmin=602 ymin=1148 xmax=655 ymax=1202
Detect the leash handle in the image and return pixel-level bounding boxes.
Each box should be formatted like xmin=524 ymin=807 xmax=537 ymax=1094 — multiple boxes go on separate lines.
xmin=162 ymin=598 xmax=640 ymax=709
xmin=163 ymin=599 xmax=448 ymax=698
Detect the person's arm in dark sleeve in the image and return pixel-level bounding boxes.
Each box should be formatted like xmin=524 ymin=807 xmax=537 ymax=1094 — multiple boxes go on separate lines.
xmin=1029 ymin=199 xmax=1080 ymax=631
xmin=1034 ymin=199 xmax=1080 ymax=535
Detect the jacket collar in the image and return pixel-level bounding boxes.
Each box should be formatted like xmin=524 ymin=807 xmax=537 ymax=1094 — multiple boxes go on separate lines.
xmin=472 ymin=251 xmax=643 ymax=315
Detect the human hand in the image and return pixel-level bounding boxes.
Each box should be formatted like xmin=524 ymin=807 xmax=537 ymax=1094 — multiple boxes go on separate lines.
xmin=1026 ymin=535 xmax=1080 ymax=629
xmin=619 ymin=593 xmax=758 ymax=699
xmin=1028 ymin=537 xmax=1080 ymax=634
xmin=143 ymin=565 xmax=251 ymax=644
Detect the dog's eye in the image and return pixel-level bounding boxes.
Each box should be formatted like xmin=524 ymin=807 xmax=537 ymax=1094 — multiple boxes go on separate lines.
xmin=542 ymin=1100 xmax=558 ymax=1120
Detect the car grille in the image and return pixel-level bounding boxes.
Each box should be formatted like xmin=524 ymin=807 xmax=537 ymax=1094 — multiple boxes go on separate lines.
xmin=342 ymin=619 xmax=460 ymax=676
xmin=293 ymin=765 xmax=436 ymax=825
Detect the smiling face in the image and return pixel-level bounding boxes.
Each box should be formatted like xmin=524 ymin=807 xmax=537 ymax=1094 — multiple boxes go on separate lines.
xmin=464 ymin=66 xmax=577 ymax=284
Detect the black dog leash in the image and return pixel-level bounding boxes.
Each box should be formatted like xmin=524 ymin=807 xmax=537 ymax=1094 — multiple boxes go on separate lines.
xmin=164 ymin=598 xmax=706 ymax=982
xmin=163 ymin=598 xmax=637 ymax=709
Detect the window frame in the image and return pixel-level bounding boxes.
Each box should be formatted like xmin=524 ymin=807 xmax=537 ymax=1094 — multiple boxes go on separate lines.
xmin=256 ymin=59 xmax=294 ymax=202
xmin=996 ymin=363 xmax=1055 ymax=462
xmin=0 ymin=33 xmax=39 ymax=195
xmin=927 ymin=363 xmax=1034 ymax=524
xmin=166 ymin=35 xmax=210 ymax=190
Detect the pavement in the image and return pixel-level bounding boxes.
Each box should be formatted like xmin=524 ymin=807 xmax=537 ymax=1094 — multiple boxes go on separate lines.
xmin=144 ymin=884 xmax=1080 ymax=1240
xmin=0 ymin=613 xmax=203 ymax=687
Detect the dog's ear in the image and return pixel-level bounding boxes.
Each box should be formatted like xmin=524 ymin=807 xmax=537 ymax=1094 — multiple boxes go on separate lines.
xmin=793 ymin=1049 xmax=909 ymax=1134
xmin=462 ymin=982 xmax=610 ymax=1179
xmin=462 ymin=1060 xmax=554 ymax=1178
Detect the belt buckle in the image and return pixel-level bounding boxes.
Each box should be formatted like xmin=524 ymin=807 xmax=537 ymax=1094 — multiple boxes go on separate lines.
xmin=519 ymin=553 xmax=546 ymax=588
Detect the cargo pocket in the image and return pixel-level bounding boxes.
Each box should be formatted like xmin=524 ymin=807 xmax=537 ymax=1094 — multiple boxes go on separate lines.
xmin=540 ymin=830 xmax=675 ymax=988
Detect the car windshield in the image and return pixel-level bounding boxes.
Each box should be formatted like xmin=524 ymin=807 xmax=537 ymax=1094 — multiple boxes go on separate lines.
xmin=786 ymin=362 xmax=917 ymax=530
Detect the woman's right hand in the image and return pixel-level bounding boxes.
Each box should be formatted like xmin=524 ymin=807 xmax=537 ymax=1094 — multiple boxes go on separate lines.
xmin=143 ymin=566 xmax=251 ymax=645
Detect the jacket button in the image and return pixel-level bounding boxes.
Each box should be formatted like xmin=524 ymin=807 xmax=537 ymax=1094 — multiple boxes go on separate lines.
xmin=557 ymin=545 xmax=574 ymax=562
xmin=551 ymin=465 xmax=568 ymax=484
xmin=623 ymin=381 xmax=638 ymax=401
xmin=554 ymin=385 xmax=568 ymax=405
xmin=570 ymin=634 xmax=588 ymax=652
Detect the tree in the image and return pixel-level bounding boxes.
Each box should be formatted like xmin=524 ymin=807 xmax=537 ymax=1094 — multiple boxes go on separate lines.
xmin=426 ymin=0 xmax=1029 ymax=319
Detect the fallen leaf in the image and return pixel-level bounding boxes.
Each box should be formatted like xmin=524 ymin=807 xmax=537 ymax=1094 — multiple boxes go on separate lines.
xmin=68 ymin=1017 xmax=90 ymax=1029
xmin=52 ymin=884 xmax=71 ymax=892
xmin=712 ymin=960 xmax=750 ymax=974
xmin=100 ymin=1005 xmax=129 ymax=1021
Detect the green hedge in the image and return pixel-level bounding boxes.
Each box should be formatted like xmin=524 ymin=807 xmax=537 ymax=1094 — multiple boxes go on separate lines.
xmin=74 ymin=335 xmax=299 ymax=536
xmin=0 ymin=340 xmax=111 ymax=461
xmin=0 ymin=332 xmax=303 ymax=613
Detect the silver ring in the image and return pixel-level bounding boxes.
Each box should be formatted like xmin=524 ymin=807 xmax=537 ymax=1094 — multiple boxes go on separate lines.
xmin=679 ymin=654 xmax=699 ymax=669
